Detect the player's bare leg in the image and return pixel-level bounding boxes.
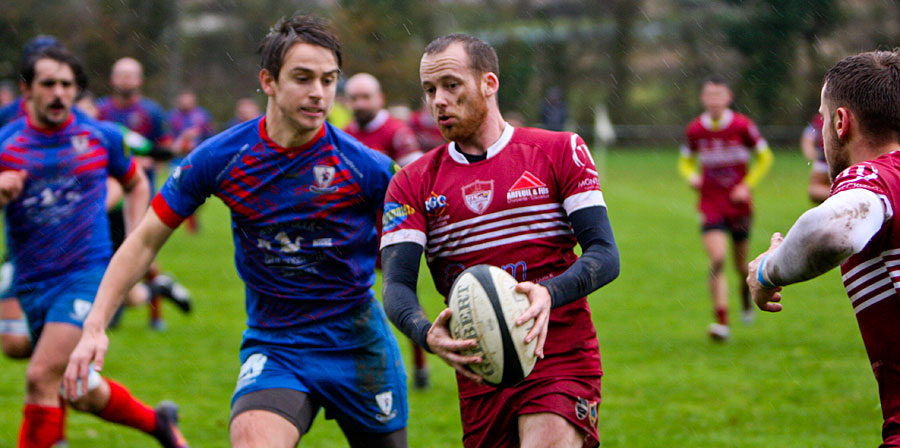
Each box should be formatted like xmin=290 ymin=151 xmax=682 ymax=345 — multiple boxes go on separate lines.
xmin=20 ymin=323 xmax=80 ymax=446
xmin=703 ymin=230 xmax=729 ymax=341
xmin=230 ymin=410 xmax=300 ymax=448
xmin=1 ymin=297 xmax=32 ymax=359
xmin=808 ymin=170 xmax=831 ymax=204
xmin=518 ymin=413 xmax=585 ymax=448
xmin=732 ymin=238 xmax=753 ymax=324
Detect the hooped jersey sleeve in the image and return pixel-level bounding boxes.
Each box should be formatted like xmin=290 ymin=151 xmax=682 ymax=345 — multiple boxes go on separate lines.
xmin=831 ymin=162 xmax=894 ymax=221
xmin=381 ymin=165 xmax=428 ymax=249
xmin=556 ymin=133 xmax=606 ymax=216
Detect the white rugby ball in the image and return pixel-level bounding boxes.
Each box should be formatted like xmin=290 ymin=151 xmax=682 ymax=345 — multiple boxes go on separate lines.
xmin=448 ymin=264 xmax=537 ymax=387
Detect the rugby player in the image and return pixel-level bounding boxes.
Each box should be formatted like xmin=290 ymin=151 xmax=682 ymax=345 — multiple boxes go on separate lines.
xmin=748 ymin=49 xmax=900 ymax=447
xmin=381 ymin=34 xmax=619 ymax=448
xmin=679 ymin=75 xmax=773 ymax=340
xmin=65 ymin=14 xmax=408 ymax=448
xmin=800 ymin=113 xmax=832 ymax=203
xmin=0 ymin=45 xmax=186 ymax=448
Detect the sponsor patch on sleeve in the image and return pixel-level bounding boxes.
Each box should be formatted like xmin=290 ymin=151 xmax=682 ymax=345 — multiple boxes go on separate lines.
xmin=383 ymin=202 xmax=415 ymax=231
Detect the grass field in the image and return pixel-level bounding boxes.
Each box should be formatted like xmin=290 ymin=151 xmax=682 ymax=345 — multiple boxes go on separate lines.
xmin=0 ymin=147 xmax=883 ymax=447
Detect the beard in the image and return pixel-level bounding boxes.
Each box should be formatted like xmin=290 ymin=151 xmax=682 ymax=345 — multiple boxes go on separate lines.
xmin=113 ymin=86 xmax=138 ymax=99
xmin=438 ymin=91 xmax=488 ymax=144
xmin=353 ymin=108 xmax=377 ymax=127
xmin=825 ymin=122 xmax=850 ymax=181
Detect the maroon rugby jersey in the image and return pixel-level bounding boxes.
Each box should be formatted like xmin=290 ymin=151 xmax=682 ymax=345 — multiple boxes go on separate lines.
xmin=381 ymin=124 xmax=606 ymax=397
xmin=345 ymin=110 xmax=421 ymax=166
xmin=682 ymin=109 xmax=766 ymax=208
xmin=831 ymin=152 xmax=900 ymax=443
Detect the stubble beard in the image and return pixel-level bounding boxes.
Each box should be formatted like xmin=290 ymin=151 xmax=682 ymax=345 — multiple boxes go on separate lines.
xmin=439 ymin=92 xmax=488 ymax=145
xmin=826 ymin=124 xmax=850 ymax=181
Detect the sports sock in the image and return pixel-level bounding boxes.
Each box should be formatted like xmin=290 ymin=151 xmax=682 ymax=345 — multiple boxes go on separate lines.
xmin=149 ymin=296 xmax=162 ymax=322
xmin=715 ymin=306 xmax=728 ymax=326
xmin=413 ymin=343 xmax=427 ymax=369
xmin=18 ymin=404 xmax=64 ymax=448
xmin=96 ymin=379 xmax=157 ymax=433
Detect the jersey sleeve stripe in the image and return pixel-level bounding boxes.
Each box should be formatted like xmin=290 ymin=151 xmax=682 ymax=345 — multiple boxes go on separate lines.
xmin=116 ymin=159 xmax=139 ymax=184
xmin=151 ymin=193 xmax=186 ymax=229
xmin=380 ymin=229 xmax=426 ymax=249
xmin=563 ymin=191 xmax=606 ymax=215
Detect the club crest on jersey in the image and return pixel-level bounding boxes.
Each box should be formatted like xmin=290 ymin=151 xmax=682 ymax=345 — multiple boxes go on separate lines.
xmin=71 ymin=134 xmax=90 ymax=153
xmin=507 ymin=171 xmax=549 ymax=203
xmin=311 ymin=164 xmax=338 ymax=194
xmin=462 ymin=180 xmax=493 ymax=215
xmin=383 ymin=202 xmax=415 ymax=231
xmin=425 ymin=192 xmax=447 ymax=217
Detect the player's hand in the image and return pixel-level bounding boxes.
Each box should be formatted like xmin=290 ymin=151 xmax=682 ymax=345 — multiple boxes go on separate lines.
xmin=730 ymin=182 xmax=751 ymax=204
xmin=426 ymin=308 xmax=483 ymax=383
xmin=689 ymin=175 xmax=702 ymax=190
xmin=514 ymin=281 xmax=551 ymax=359
xmin=0 ymin=170 xmax=27 ymax=206
xmin=747 ymin=232 xmax=785 ymax=313
xmin=64 ymin=323 xmax=109 ymax=401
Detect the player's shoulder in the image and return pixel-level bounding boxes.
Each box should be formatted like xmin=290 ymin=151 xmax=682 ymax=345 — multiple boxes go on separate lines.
xmin=397 ymin=141 xmax=449 ymax=178
xmin=730 ymin=111 xmax=758 ymax=128
xmin=0 ymin=116 xmax=27 ymax=144
xmin=510 ymin=126 xmax=572 ymax=144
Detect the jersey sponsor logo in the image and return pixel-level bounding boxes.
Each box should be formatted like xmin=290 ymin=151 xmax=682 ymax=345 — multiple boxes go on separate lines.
xmin=575 ymin=397 xmax=590 ymax=421
xmin=578 ymin=177 xmax=600 ymax=189
xmin=311 ymin=164 xmax=338 ymax=194
xmin=236 ymin=353 xmax=268 ymax=390
xmin=70 ymin=298 xmax=91 ymax=322
xmin=383 ymin=202 xmax=415 ymax=231
xmin=506 ymin=171 xmax=549 ymax=203
xmin=425 ymin=192 xmax=447 ymax=217
xmin=374 ymin=390 xmax=398 ymax=423
xmin=462 ymin=180 xmax=494 ymax=215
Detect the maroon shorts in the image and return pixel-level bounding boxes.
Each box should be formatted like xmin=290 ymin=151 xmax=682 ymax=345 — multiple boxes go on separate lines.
xmin=699 ymin=195 xmax=752 ymax=242
xmin=459 ymin=375 xmax=602 ymax=448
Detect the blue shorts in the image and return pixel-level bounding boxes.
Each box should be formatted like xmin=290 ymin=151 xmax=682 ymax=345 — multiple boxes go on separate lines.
xmin=14 ymin=265 xmax=106 ymax=339
xmin=232 ymin=298 xmax=408 ymax=433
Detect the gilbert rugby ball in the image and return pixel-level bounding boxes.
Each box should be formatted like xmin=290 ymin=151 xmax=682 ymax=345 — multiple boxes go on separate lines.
xmin=448 ymin=264 xmax=537 ymax=387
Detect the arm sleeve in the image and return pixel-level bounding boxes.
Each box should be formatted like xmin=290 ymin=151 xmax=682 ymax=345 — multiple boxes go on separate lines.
xmin=678 ymin=148 xmax=699 ymax=183
xmin=539 ymin=205 xmax=620 ymax=308
xmin=762 ymin=188 xmax=888 ymax=286
xmin=381 ymin=242 xmax=432 ymax=351
xmin=744 ymin=145 xmax=773 ymax=187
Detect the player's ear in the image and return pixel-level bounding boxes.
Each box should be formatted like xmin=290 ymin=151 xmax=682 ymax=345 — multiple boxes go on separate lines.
xmin=481 ymin=72 xmax=499 ymax=98
xmin=834 ymin=107 xmax=850 ymax=139
xmin=259 ymin=69 xmax=276 ymax=96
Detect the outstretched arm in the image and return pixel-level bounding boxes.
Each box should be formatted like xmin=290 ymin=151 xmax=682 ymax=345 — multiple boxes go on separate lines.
xmin=747 ymin=188 xmax=886 ymax=311
xmin=64 ymin=210 xmax=176 ymax=398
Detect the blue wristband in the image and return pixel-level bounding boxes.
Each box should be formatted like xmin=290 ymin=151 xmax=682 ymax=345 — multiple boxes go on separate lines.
xmin=757 ymin=255 xmax=777 ymax=288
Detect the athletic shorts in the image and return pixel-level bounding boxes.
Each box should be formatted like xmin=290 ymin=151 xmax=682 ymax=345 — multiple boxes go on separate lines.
xmin=459 ymin=375 xmax=602 ymax=448
xmin=14 ymin=265 xmax=106 ymax=340
xmin=231 ymin=298 xmax=407 ymax=434
xmin=699 ymin=195 xmax=752 ymax=242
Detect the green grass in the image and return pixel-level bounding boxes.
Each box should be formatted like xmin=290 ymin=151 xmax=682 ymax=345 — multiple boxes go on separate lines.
xmin=0 ymin=148 xmax=882 ymax=447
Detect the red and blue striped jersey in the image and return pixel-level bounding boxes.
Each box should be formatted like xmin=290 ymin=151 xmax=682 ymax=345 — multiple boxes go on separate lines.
xmin=97 ymin=96 xmax=172 ymax=150
xmin=152 ymin=118 xmax=394 ymax=329
xmin=0 ymin=113 xmax=138 ymax=285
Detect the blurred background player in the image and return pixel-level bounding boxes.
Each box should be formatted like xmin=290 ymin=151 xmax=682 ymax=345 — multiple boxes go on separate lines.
xmin=167 ymin=88 xmax=214 ymax=233
xmin=748 ymin=49 xmax=900 ymax=447
xmin=0 ymin=45 xmax=186 ymax=448
xmin=66 ymin=14 xmax=408 ymax=448
xmin=381 ymin=33 xmax=619 ymax=448
xmin=800 ymin=112 xmax=831 ymax=204
xmin=344 ymin=73 xmax=423 ymax=167
xmin=407 ymin=99 xmax=445 ymax=151
xmin=679 ymin=75 xmax=773 ymax=341
xmin=225 ymin=96 xmax=261 ymax=129
xmin=0 ymin=80 xmax=16 ymax=107
xmin=97 ymin=57 xmax=191 ymax=330
xmin=343 ymin=71 xmax=429 ymax=389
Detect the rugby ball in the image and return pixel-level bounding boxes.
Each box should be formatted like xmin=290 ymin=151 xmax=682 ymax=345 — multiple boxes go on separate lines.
xmin=447 ymin=264 xmax=537 ymax=387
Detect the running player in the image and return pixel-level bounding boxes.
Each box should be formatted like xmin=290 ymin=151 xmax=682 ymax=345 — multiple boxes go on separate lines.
xmin=679 ymin=75 xmax=773 ymax=340
xmin=167 ymin=89 xmax=214 ymax=156
xmin=748 ymin=49 xmax=900 ymax=447
xmin=65 ymin=14 xmax=408 ymax=448
xmin=381 ymin=34 xmax=619 ymax=448
xmin=800 ymin=113 xmax=831 ymax=203
xmin=344 ymin=73 xmax=423 ymax=167
xmin=97 ymin=57 xmax=191 ymax=330
xmin=0 ymin=45 xmax=186 ymax=448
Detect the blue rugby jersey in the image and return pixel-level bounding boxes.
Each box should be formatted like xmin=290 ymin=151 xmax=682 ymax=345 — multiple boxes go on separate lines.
xmin=97 ymin=96 xmax=172 ymax=152
xmin=0 ymin=97 xmax=26 ymax=127
xmin=0 ymin=114 xmax=138 ymax=285
xmin=152 ymin=118 xmax=394 ymax=329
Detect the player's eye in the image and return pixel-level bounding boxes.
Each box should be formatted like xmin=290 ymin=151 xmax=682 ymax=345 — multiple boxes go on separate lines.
xmin=424 ymin=86 xmax=436 ymax=96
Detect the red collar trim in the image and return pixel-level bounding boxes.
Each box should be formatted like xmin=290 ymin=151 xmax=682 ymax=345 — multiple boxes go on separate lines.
xmin=26 ymin=112 xmax=73 ymax=135
xmin=258 ymin=116 xmax=326 ymax=153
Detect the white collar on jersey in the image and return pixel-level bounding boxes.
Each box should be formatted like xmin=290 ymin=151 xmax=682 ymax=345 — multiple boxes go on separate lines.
xmin=362 ymin=109 xmax=390 ymax=132
xmin=447 ymin=122 xmax=514 ymax=164
xmin=700 ymin=109 xmax=734 ymax=132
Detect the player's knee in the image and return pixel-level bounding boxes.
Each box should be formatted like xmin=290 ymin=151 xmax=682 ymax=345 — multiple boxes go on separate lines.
xmin=1 ymin=335 xmax=32 ymax=359
xmin=519 ymin=413 xmax=584 ymax=448
xmin=24 ymin=362 xmax=61 ymax=396
xmin=709 ymin=258 xmax=725 ymax=275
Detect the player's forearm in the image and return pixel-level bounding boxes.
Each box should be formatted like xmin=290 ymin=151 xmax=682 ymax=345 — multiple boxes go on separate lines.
xmin=677 ymin=152 xmax=699 ymax=183
xmin=744 ymin=146 xmax=773 ymax=188
xmin=763 ymin=190 xmax=884 ymax=286
xmin=122 ymin=170 xmax=151 ymax=235
xmin=381 ymin=242 xmax=433 ymax=351
xmin=85 ymin=212 xmax=174 ymax=330
xmin=800 ymin=136 xmax=817 ymax=162
xmin=540 ymin=206 xmax=620 ymax=308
